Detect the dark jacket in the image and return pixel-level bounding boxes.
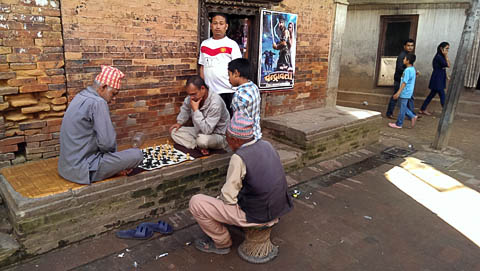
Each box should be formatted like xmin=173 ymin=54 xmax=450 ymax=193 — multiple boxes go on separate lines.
xmin=235 ymin=139 xmax=293 ymax=223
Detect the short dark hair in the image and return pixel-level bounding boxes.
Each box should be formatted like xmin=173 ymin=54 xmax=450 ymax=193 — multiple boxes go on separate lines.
xmin=228 ymin=58 xmax=250 ymax=79
xmin=405 ymin=53 xmax=416 ymax=65
xmin=209 ymin=13 xmax=228 ymax=23
xmin=186 ymin=75 xmax=208 ymax=89
xmin=404 ymin=38 xmax=415 ymax=45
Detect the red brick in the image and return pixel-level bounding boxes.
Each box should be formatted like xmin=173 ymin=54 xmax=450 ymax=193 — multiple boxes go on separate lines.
xmin=10 ymin=63 xmax=38 ymax=70
xmin=19 ymin=84 xmax=49 ymax=93
xmin=46 ymin=118 xmax=62 ymax=126
xmin=6 ymin=54 xmax=37 ymax=63
xmin=41 ymin=125 xmax=60 ymax=133
xmin=24 ymin=129 xmax=42 ymax=136
xmin=0 ymin=145 xmax=18 ymax=154
xmin=42 ymin=150 xmax=59 ymax=158
xmin=0 ymin=153 xmax=15 ymax=161
xmin=0 ymin=136 xmax=24 ymax=146
xmin=26 ymin=142 xmax=40 ymax=148
xmin=35 ymin=38 xmax=63 ymax=47
xmin=35 ymin=76 xmax=64 ymax=85
xmin=40 ymin=139 xmax=59 ymax=147
xmin=0 ymin=72 xmax=16 ymax=80
xmin=0 ymin=87 xmax=19 ymax=95
xmin=26 ymin=153 xmax=42 ymax=161
xmin=19 ymin=120 xmax=46 ymax=130
xmin=25 ymin=145 xmax=56 ymax=155
xmin=46 ymin=69 xmax=65 ymax=76
xmin=7 ymin=77 xmax=37 ymax=87
xmin=26 ymin=133 xmax=52 ymax=143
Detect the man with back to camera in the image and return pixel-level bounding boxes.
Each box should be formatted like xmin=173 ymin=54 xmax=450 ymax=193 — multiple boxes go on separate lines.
xmin=58 ymin=66 xmax=144 ymax=184
xmin=386 ymin=39 xmax=416 ymax=119
xmin=199 ymin=13 xmax=242 ymax=117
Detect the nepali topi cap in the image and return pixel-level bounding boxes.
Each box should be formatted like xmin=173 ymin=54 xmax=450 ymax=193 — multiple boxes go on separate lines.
xmin=227 ymin=111 xmax=254 ymax=139
xmin=95 ymin=65 xmax=125 ymax=89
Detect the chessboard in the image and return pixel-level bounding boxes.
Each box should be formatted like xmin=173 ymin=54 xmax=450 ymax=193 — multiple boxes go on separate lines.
xmin=139 ymin=143 xmax=195 ymax=171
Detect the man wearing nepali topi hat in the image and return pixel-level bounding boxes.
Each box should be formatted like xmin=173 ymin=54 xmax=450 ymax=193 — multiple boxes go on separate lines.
xmin=189 ymin=111 xmax=293 ymax=255
xmin=58 ymin=66 xmax=144 ymax=184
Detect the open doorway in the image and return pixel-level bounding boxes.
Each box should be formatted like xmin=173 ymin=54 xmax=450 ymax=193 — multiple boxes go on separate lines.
xmin=227 ymin=16 xmax=251 ymax=59
xmin=376 ymin=15 xmax=418 ymax=87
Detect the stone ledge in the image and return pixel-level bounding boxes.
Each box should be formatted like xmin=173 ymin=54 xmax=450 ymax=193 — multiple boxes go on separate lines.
xmin=0 ymin=152 xmax=231 ymax=255
xmin=262 ymin=106 xmax=382 ymax=165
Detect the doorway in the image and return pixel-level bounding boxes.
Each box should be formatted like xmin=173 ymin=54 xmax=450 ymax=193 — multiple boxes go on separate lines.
xmin=376 ymin=15 xmax=419 ymax=86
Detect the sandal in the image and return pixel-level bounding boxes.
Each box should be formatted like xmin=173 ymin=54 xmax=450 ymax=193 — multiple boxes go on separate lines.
xmin=194 ymin=237 xmax=231 ymax=255
xmin=116 ymin=225 xmax=154 ymax=240
xmin=140 ymin=220 xmax=173 ymax=234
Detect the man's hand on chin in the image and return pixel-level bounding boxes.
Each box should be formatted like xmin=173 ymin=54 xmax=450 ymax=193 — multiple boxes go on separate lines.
xmin=190 ymin=98 xmax=201 ymax=111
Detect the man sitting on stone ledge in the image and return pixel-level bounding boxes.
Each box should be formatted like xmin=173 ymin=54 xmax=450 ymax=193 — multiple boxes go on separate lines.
xmin=189 ymin=112 xmax=293 ymax=254
xmin=169 ymin=75 xmax=230 ymax=155
xmin=58 ymin=66 xmax=144 ymax=184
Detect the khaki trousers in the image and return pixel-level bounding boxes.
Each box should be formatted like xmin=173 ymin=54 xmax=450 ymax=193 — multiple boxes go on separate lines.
xmin=171 ymin=127 xmax=226 ymax=150
xmin=189 ymin=194 xmax=277 ymax=248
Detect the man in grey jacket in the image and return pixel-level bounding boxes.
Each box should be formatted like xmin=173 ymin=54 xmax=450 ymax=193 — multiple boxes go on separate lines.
xmin=58 ymin=66 xmax=144 ymax=184
xmin=169 ymin=75 xmax=229 ymax=155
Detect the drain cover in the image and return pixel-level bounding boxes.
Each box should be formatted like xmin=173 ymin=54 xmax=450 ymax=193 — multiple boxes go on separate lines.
xmin=382 ymin=146 xmax=415 ymax=158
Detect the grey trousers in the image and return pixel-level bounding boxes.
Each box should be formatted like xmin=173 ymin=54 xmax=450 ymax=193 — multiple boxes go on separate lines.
xmin=171 ymin=126 xmax=226 ymax=150
xmin=90 ymin=148 xmax=143 ymax=182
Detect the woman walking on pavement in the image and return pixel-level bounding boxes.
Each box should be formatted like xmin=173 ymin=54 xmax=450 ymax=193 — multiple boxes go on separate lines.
xmin=419 ymin=42 xmax=451 ymax=115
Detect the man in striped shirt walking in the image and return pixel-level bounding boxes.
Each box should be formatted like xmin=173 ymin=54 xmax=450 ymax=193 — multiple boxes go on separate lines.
xmin=228 ymin=58 xmax=262 ymax=140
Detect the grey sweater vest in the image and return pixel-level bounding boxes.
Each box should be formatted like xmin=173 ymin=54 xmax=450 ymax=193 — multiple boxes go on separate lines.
xmin=235 ymin=139 xmax=293 ymax=223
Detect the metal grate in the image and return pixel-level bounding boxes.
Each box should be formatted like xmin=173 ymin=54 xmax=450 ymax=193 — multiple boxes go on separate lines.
xmin=382 ymin=146 xmax=415 ymax=158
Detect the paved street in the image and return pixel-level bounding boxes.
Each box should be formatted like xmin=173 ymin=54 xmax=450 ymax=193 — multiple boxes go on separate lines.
xmin=4 ymin=113 xmax=480 ymax=271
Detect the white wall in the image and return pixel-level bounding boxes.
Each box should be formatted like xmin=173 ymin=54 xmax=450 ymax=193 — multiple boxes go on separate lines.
xmin=339 ymin=4 xmax=467 ymax=94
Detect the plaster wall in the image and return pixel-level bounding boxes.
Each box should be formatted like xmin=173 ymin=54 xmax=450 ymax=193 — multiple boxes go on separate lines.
xmin=339 ymin=5 xmax=466 ymax=95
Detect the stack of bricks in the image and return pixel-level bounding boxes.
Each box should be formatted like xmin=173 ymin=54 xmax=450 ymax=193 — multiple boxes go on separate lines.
xmin=0 ymin=0 xmax=66 ymax=168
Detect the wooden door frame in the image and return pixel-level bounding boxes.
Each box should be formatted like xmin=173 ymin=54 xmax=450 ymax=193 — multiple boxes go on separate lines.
xmin=375 ymin=15 xmax=419 ymax=87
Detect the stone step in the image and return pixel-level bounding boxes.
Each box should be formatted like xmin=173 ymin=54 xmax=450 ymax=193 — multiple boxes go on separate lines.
xmin=262 ymin=106 xmax=382 ymax=165
xmin=0 ymin=206 xmax=13 ymax=234
xmin=338 ymin=90 xmax=480 ymax=117
xmin=0 ymin=233 xmax=20 ymax=265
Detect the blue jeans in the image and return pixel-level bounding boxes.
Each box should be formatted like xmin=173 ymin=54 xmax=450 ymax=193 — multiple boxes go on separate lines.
xmin=386 ymin=81 xmax=415 ymax=117
xmin=396 ymin=98 xmax=416 ymax=127
xmin=421 ymin=88 xmax=445 ymax=111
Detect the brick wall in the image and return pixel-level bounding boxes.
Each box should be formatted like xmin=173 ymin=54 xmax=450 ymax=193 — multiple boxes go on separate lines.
xmin=0 ymin=0 xmax=66 ymax=167
xmin=263 ymin=0 xmax=333 ymax=116
xmin=61 ymin=0 xmax=198 ymax=146
xmin=0 ymin=0 xmax=334 ymax=167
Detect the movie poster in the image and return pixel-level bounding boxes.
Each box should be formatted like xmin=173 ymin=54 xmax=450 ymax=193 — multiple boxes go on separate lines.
xmin=258 ymin=10 xmax=297 ymax=90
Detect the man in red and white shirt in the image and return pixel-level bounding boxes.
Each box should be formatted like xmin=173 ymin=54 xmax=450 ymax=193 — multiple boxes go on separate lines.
xmin=199 ymin=13 xmax=242 ymax=117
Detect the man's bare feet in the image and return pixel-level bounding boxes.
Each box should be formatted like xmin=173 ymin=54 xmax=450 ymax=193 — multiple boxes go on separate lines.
xmin=419 ymin=110 xmax=432 ymax=116
xmin=411 ymin=115 xmax=418 ymax=128
xmin=200 ymin=148 xmax=210 ymax=156
xmin=118 ymin=168 xmax=133 ymax=176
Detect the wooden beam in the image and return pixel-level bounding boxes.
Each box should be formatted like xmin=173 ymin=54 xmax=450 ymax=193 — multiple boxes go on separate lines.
xmin=432 ymin=0 xmax=480 ymax=150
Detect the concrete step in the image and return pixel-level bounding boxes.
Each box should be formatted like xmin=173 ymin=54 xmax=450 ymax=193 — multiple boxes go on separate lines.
xmin=262 ymin=106 xmax=382 ymax=165
xmin=0 ymin=233 xmax=20 ymax=265
xmin=0 ymin=206 xmax=13 ymax=234
xmin=338 ymin=90 xmax=480 ymax=117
